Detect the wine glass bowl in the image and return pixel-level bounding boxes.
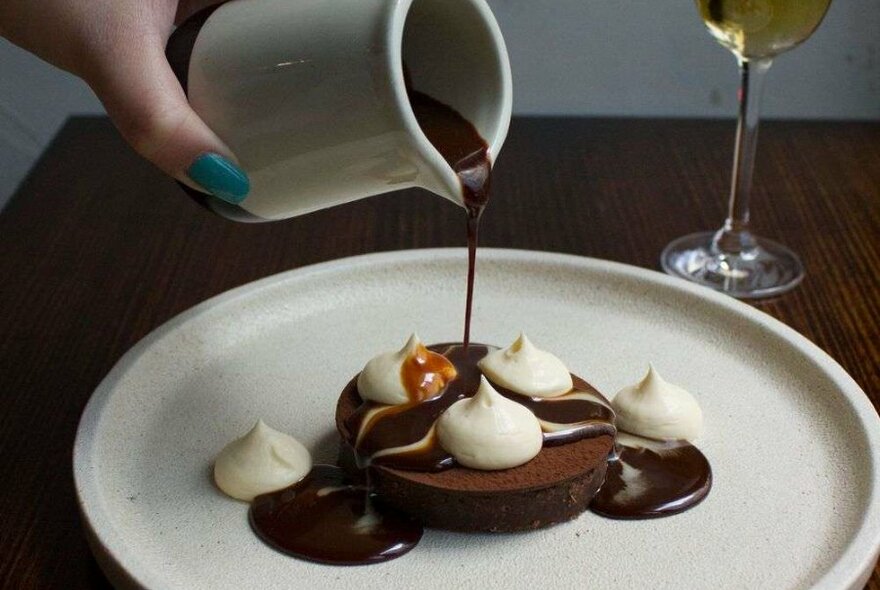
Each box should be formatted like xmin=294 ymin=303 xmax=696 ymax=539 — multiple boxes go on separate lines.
xmin=697 ymin=0 xmax=832 ymax=60
xmin=662 ymin=0 xmax=832 ymax=298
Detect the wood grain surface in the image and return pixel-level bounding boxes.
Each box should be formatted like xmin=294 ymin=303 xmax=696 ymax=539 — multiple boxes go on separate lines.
xmin=1 ymin=116 xmax=878 ymax=589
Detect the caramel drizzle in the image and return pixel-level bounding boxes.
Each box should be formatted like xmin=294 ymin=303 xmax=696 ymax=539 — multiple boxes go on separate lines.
xmin=344 ymin=344 xmax=616 ymax=472
xmin=400 ymin=342 xmax=458 ymax=402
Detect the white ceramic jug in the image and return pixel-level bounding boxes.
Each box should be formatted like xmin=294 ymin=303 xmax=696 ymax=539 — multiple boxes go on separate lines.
xmin=167 ymin=0 xmax=512 ymax=222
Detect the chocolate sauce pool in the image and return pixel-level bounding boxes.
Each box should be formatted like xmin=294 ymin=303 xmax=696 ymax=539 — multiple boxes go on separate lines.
xmin=591 ymin=436 xmax=712 ymax=519
xmin=250 ymin=465 xmax=422 ymax=565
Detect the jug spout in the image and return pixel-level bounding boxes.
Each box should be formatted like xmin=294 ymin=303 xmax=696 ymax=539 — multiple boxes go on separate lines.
xmin=397 ymin=0 xmax=512 ymax=208
xmin=167 ymin=0 xmax=511 ymax=221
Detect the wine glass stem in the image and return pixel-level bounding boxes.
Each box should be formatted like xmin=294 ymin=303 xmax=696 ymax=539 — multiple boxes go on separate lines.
xmin=714 ymin=57 xmax=773 ymax=256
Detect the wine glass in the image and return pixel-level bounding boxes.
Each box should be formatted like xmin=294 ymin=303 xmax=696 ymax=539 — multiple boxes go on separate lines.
xmin=661 ymin=0 xmax=832 ymax=298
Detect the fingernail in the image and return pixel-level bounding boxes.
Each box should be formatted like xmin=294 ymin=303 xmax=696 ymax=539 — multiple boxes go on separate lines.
xmin=186 ymin=153 xmax=250 ymax=204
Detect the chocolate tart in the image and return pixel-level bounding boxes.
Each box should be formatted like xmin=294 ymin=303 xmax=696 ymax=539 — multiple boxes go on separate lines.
xmin=335 ymin=343 xmax=615 ymax=533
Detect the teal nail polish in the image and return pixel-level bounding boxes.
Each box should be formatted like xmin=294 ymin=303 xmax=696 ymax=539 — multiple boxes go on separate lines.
xmin=186 ymin=153 xmax=250 ymax=204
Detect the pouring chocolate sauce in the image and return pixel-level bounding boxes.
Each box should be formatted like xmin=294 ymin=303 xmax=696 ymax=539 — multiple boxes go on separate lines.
xmin=407 ymin=88 xmax=492 ymax=347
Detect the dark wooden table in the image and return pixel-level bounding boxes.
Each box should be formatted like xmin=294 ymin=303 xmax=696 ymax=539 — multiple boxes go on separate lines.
xmin=1 ymin=116 xmax=878 ymax=589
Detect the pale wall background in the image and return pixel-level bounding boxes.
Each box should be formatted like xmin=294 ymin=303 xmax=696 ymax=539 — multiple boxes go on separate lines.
xmin=1 ymin=0 xmax=878 ymax=209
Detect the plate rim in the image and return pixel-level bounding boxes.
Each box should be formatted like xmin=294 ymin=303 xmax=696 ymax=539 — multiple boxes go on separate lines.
xmin=73 ymin=248 xmax=880 ymax=590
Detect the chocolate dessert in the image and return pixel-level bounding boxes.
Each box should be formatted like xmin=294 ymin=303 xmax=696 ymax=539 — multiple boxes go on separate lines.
xmin=225 ymin=333 xmax=713 ymax=565
xmin=335 ymin=342 xmax=616 ymax=532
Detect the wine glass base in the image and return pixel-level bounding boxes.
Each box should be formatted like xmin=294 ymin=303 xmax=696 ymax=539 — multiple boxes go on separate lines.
xmin=661 ymin=231 xmax=804 ymax=299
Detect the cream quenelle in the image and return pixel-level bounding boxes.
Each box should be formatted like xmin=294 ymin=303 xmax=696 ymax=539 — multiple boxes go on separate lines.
xmin=357 ymin=334 xmax=422 ymax=405
xmin=436 ymin=376 xmax=543 ymax=470
xmin=478 ymin=333 xmax=573 ymax=398
xmin=214 ymin=420 xmax=311 ymax=501
xmin=357 ymin=333 xmax=456 ymax=405
xmin=611 ymin=365 xmax=703 ymax=441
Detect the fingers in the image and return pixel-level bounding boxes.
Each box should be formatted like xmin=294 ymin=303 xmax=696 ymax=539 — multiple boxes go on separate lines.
xmin=87 ymin=27 xmax=249 ymax=204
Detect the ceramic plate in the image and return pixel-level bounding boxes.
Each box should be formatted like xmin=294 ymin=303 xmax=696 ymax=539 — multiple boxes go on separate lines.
xmin=74 ymin=249 xmax=880 ymax=590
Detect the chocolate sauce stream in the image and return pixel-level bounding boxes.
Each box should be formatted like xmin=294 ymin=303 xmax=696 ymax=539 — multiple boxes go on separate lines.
xmin=463 ymin=214 xmax=480 ymax=349
xmin=250 ymin=465 xmax=422 ymax=565
xmin=408 ymin=90 xmax=491 ymax=348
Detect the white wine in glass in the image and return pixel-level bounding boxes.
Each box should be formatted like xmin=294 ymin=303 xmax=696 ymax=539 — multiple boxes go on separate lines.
xmin=661 ymin=0 xmax=832 ymax=298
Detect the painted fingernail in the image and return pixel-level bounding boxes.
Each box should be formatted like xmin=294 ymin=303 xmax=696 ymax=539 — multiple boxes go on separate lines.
xmin=186 ymin=153 xmax=250 ymax=204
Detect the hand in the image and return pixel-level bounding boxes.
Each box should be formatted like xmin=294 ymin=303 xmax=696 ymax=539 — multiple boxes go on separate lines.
xmin=0 ymin=0 xmax=250 ymax=204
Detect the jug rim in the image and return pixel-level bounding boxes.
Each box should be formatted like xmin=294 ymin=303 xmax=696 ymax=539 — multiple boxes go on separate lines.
xmin=387 ymin=0 xmax=513 ymax=206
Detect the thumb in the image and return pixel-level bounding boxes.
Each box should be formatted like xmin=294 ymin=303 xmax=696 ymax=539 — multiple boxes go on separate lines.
xmin=87 ymin=30 xmax=250 ymax=204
